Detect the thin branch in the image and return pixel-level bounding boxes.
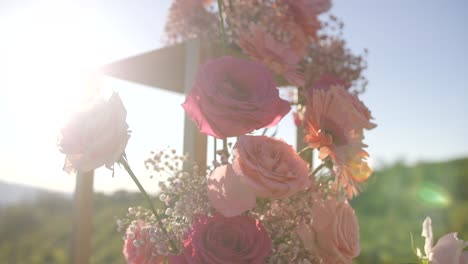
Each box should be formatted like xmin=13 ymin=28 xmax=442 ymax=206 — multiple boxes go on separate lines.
xmin=298 ymin=146 xmax=311 ymax=155
xmin=217 ymin=0 xmax=227 ymax=47
xmin=119 ymin=155 xmax=178 ymax=253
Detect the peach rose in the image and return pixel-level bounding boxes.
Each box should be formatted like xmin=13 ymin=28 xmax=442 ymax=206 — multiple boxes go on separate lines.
xmin=207 ymin=164 xmax=256 ymax=217
xmin=58 ymin=92 xmax=130 ymax=173
xmin=232 ymin=135 xmax=311 ymax=198
xmin=298 ymin=199 xmax=360 ymax=264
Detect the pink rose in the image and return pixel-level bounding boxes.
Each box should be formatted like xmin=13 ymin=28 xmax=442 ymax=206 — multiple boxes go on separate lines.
xmin=232 ymin=135 xmax=311 ymax=198
xmin=123 ymin=220 xmax=166 ymax=264
xmin=175 ymin=214 xmax=272 ymax=263
xmin=58 ymin=92 xmax=130 ymax=173
xmin=297 ymin=199 xmax=360 ymax=264
xmin=182 ymin=56 xmax=290 ymax=139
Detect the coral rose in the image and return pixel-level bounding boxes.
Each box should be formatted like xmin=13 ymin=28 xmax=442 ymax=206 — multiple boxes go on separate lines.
xmin=232 ymin=135 xmax=311 ymax=198
xmin=58 ymin=92 xmax=130 ymax=174
xmin=123 ymin=220 xmax=165 ymax=264
xmin=182 ymin=56 xmax=290 ymax=139
xmin=175 ymin=214 xmax=272 ymax=264
xmin=297 ymin=199 xmax=360 ymax=264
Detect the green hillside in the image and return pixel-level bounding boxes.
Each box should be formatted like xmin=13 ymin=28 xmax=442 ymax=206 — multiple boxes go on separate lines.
xmin=0 ymin=191 xmax=154 ymax=264
xmin=0 ymin=158 xmax=467 ymax=264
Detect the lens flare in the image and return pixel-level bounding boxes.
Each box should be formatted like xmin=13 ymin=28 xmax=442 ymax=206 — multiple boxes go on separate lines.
xmin=417 ymin=183 xmax=451 ymax=207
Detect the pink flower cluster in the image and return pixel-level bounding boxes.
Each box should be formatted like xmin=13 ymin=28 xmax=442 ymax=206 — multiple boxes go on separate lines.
xmin=54 ymin=1 xmax=378 ymax=263
xmin=54 ymin=1 xmax=467 ymax=264
xmin=164 ymin=0 xmax=219 ymax=44
xmin=27 ymin=0 xmax=374 ymax=263
xmin=119 ymin=0 xmax=375 ymax=263
xmin=231 ymin=0 xmax=331 ymax=87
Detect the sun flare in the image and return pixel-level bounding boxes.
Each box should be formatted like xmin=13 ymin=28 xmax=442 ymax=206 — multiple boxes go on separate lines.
xmin=0 ymin=5 xmax=108 ymax=136
xmin=0 ymin=4 xmax=112 ymax=191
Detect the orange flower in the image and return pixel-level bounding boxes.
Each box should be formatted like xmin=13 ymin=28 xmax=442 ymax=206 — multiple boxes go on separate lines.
xmin=304 ymin=74 xmax=375 ymax=197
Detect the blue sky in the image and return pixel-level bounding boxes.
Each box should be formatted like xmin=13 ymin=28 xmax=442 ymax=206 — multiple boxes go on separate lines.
xmin=333 ymin=0 xmax=468 ymax=165
xmin=0 ymin=0 xmax=466 ymax=193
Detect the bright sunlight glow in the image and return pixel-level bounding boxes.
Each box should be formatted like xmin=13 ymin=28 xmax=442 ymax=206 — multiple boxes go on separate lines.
xmin=1 ymin=5 xmax=106 ymax=123
xmin=0 ymin=4 xmax=113 ymax=191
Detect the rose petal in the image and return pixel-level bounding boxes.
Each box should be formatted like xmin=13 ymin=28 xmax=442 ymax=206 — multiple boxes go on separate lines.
xmin=207 ymin=165 xmax=256 ymax=217
xmin=460 ymin=251 xmax=468 ymax=264
xmin=421 ymin=217 xmax=433 ymax=257
xmin=430 ymin=233 xmax=465 ymax=264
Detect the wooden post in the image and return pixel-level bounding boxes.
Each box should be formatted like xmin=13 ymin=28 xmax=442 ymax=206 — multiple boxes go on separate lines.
xmin=70 ymin=171 xmax=94 ymax=264
xmin=183 ymin=38 xmax=207 ymax=173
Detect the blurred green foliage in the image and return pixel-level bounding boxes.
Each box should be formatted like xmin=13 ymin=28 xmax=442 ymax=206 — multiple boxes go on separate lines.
xmin=0 ymin=158 xmax=466 ymax=263
xmin=353 ymin=158 xmax=468 ymax=264
xmin=0 ymin=191 xmax=160 ymax=264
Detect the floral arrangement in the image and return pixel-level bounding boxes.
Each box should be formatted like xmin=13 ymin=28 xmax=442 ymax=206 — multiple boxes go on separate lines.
xmin=57 ymin=1 xmax=468 ymax=263
xmin=55 ymin=0 xmax=463 ymax=263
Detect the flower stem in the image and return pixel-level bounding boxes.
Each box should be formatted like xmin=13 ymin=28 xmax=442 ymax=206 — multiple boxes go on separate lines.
xmin=217 ymin=0 xmax=227 ymax=47
xmin=118 ymin=155 xmax=178 ymax=253
xmin=298 ymin=146 xmax=311 ymax=155
xmin=223 ymin=138 xmax=228 ymax=152
xmin=214 ymin=136 xmax=217 ymax=162
xmin=312 ymin=163 xmax=326 ymax=176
